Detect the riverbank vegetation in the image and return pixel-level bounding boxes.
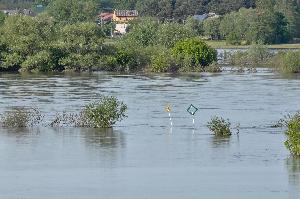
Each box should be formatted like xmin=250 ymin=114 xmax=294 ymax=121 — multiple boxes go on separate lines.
xmin=0 ymin=0 xmax=299 ymax=73
xmin=226 ymin=43 xmax=300 ymax=73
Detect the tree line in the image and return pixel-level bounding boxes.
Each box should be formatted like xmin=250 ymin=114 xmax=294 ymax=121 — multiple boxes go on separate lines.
xmin=0 ymin=0 xmax=300 ymax=73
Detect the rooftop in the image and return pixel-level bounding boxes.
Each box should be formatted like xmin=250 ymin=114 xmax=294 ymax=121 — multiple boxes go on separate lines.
xmin=114 ymin=10 xmax=138 ymax=17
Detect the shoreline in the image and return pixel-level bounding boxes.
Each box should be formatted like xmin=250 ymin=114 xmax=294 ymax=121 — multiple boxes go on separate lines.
xmin=205 ymin=40 xmax=300 ymax=49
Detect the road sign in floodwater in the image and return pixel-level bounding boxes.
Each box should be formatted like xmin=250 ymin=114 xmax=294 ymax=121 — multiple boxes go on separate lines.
xmin=187 ymin=104 xmax=198 ymax=127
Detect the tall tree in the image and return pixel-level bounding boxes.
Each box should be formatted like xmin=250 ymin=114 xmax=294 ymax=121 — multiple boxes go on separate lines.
xmin=47 ymin=0 xmax=97 ymax=24
xmin=275 ymin=0 xmax=300 ymax=37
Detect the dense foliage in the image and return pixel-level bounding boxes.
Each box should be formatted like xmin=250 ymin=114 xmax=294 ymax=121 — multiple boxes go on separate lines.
xmin=207 ymin=116 xmax=232 ymax=136
xmin=172 ymin=38 xmax=217 ymax=71
xmin=0 ymin=0 xmax=299 ymax=73
xmin=47 ymin=0 xmax=98 ymax=24
xmin=270 ymin=51 xmax=300 ymax=73
xmin=82 ymin=96 xmax=127 ymax=128
xmin=284 ymin=113 xmax=300 ymax=156
xmin=50 ymin=95 xmax=128 ymax=128
xmin=229 ymin=43 xmax=270 ymax=68
xmin=0 ymin=107 xmax=43 ymax=127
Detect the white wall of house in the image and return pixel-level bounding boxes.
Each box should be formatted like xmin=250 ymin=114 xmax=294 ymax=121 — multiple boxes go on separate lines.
xmin=115 ymin=23 xmax=129 ymax=34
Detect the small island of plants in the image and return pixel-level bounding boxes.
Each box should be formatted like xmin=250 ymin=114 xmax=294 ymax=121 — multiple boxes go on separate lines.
xmin=0 ymin=95 xmax=127 ymax=128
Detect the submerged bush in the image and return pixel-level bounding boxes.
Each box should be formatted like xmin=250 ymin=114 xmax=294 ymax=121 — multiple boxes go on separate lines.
xmin=284 ymin=113 xmax=300 ymax=156
xmin=207 ymin=116 xmax=232 ymax=136
xmin=82 ymin=96 xmax=127 ymax=128
xmin=51 ymin=96 xmax=127 ymax=128
xmin=229 ymin=43 xmax=270 ymax=69
xmin=270 ymin=51 xmax=300 ymax=73
xmin=0 ymin=107 xmax=43 ymax=128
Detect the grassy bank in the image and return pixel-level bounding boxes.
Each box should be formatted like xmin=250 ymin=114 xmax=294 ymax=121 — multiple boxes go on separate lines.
xmin=206 ymin=40 xmax=300 ymax=49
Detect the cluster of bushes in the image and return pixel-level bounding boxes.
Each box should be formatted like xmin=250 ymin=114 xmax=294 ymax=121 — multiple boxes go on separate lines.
xmin=270 ymin=51 xmax=300 ymax=73
xmin=0 ymin=14 xmax=218 ymax=73
xmin=225 ymin=43 xmax=300 ymax=73
xmin=228 ymin=43 xmax=271 ymax=69
xmin=0 ymin=107 xmax=43 ymax=128
xmin=201 ymin=0 xmax=300 ymax=45
xmin=0 ymin=96 xmax=127 ymax=128
xmin=214 ymin=8 xmax=291 ymax=45
xmin=117 ymin=19 xmax=219 ymax=73
xmin=0 ymin=15 xmax=107 ymax=72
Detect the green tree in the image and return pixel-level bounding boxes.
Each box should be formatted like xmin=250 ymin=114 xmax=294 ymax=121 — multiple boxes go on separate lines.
xmin=172 ymin=38 xmax=217 ymax=71
xmin=208 ymin=0 xmax=254 ymax=15
xmin=47 ymin=0 xmax=97 ymax=24
xmin=219 ymin=7 xmax=290 ymax=44
xmin=275 ymin=0 xmax=300 ymax=38
xmin=0 ymin=15 xmax=57 ymax=71
xmin=121 ymin=18 xmax=159 ymax=47
xmin=203 ymin=17 xmax=221 ymax=40
xmin=0 ymin=10 xmax=6 ymax=25
xmin=111 ymin=0 xmax=137 ymax=9
xmin=135 ymin=0 xmax=159 ymax=17
xmin=157 ymin=22 xmax=195 ymax=48
xmin=184 ymin=16 xmax=204 ymax=36
xmin=57 ymin=22 xmax=105 ymax=71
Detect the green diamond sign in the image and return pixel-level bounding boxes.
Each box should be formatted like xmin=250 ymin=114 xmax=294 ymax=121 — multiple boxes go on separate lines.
xmin=187 ymin=104 xmax=198 ymax=115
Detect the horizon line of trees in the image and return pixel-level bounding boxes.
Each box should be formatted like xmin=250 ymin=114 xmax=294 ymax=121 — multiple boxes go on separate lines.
xmin=0 ymin=0 xmax=300 ymax=73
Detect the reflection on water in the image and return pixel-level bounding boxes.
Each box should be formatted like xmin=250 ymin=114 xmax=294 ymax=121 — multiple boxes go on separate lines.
xmin=210 ymin=136 xmax=231 ymax=148
xmin=81 ymin=128 xmax=126 ymax=149
xmin=2 ymin=128 xmax=41 ymax=145
xmin=287 ymin=157 xmax=300 ymax=186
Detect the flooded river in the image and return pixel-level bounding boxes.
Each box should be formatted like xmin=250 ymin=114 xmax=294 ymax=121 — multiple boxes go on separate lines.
xmin=0 ymin=70 xmax=300 ymax=199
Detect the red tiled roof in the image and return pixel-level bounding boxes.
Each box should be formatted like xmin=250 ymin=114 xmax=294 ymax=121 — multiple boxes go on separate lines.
xmin=99 ymin=12 xmax=113 ymax=21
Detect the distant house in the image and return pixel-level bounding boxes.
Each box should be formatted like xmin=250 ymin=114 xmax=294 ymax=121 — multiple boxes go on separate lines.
xmin=112 ymin=10 xmax=138 ymax=23
xmin=98 ymin=12 xmax=113 ymax=25
xmin=115 ymin=23 xmax=129 ymax=35
xmin=193 ymin=12 xmax=220 ymax=22
xmin=111 ymin=10 xmax=138 ymax=36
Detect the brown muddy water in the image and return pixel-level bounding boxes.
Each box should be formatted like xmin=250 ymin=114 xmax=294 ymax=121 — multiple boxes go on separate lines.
xmin=0 ymin=70 xmax=300 ymax=199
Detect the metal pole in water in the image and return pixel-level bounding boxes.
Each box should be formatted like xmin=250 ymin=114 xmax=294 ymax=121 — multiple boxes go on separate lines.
xmin=192 ymin=116 xmax=195 ymax=131
xmin=169 ymin=112 xmax=173 ymax=126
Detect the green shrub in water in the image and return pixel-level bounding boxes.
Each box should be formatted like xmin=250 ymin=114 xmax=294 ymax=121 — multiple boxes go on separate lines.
xmin=51 ymin=96 xmax=127 ymax=128
xmin=0 ymin=107 xmax=43 ymax=128
xmin=207 ymin=116 xmax=232 ymax=136
xmin=82 ymin=96 xmax=127 ymax=128
xmin=284 ymin=113 xmax=300 ymax=156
